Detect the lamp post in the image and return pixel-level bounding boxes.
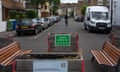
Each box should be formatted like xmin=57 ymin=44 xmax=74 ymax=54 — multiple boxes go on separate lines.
xmin=111 ymin=0 xmax=113 ymax=25
xmin=0 ymin=0 xmax=2 ymax=21
xmin=50 ymin=2 xmax=54 ymax=16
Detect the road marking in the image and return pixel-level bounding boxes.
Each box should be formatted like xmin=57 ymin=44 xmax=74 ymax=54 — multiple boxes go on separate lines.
xmin=36 ymin=23 xmax=57 ymax=37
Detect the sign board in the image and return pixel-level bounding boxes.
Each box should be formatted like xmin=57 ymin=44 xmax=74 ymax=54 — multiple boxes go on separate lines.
xmin=55 ymin=34 xmax=71 ymax=46
xmin=33 ymin=60 xmax=68 ymax=72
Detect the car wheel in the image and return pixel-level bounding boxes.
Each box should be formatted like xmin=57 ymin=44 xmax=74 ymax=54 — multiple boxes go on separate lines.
xmin=40 ymin=28 xmax=42 ymax=32
xmin=84 ymin=23 xmax=87 ymax=30
xmin=34 ymin=29 xmax=38 ymax=35
xmin=87 ymin=26 xmax=92 ymax=33
xmin=16 ymin=32 xmax=21 ymax=36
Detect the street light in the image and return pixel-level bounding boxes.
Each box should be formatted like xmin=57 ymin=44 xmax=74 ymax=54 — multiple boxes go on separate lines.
xmin=111 ymin=0 xmax=113 ymax=25
xmin=50 ymin=2 xmax=54 ymax=16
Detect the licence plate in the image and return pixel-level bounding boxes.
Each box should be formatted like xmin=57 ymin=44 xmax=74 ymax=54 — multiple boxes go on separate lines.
xmin=98 ymin=27 xmax=105 ymax=29
xmin=21 ymin=26 xmax=28 ymax=29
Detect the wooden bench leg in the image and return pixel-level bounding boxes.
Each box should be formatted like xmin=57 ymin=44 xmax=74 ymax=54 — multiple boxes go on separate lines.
xmin=115 ymin=66 xmax=119 ymax=72
xmin=103 ymin=65 xmax=109 ymax=72
xmin=91 ymin=56 xmax=95 ymax=61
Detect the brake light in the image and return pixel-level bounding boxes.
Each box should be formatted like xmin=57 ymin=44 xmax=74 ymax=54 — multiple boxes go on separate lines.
xmin=16 ymin=25 xmax=19 ymax=29
xmin=30 ymin=24 xmax=35 ymax=28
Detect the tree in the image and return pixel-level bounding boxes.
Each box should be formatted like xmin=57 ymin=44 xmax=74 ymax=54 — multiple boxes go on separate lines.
xmin=25 ymin=10 xmax=37 ymax=18
xmin=29 ymin=0 xmax=60 ymax=16
xmin=29 ymin=0 xmax=46 ymax=15
xmin=9 ymin=11 xmax=17 ymax=19
xmin=81 ymin=4 xmax=88 ymax=16
xmin=49 ymin=0 xmax=60 ymax=15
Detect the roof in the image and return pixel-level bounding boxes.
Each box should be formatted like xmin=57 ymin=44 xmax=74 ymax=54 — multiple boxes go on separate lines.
xmin=2 ymin=0 xmax=24 ymax=10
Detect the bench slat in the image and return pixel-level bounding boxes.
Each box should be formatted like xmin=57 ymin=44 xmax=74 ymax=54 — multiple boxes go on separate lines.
xmin=103 ymin=42 xmax=120 ymax=63
xmin=91 ymin=41 xmax=120 ymax=67
xmin=0 ymin=47 xmax=20 ymax=62
xmin=1 ymin=50 xmax=23 ymax=66
xmin=0 ymin=42 xmax=20 ymax=55
xmin=91 ymin=50 xmax=110 ymax=65
xmin=0 ymin=41 xmax=32 ymax=66
xmin=0 ymin=41 xmax=18 ymax=52
xmin=102 ymin=50 xmax=117 ymax=66
xmin=100 ymin=51 xmax=115 ymax=66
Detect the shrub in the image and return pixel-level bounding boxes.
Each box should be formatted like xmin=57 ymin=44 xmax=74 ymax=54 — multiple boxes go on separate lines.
xmin=25 ymin=10 xmax=37 ymax=18
xmin=9 ymin=11 xmax=18 ymax=19
xmin=81 ymin=4 xmax=88 ymax=16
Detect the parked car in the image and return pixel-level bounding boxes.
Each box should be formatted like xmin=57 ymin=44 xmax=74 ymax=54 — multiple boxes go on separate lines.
xmin=16 ymin=19 xmax=42 ymax=35
xmin=51 ymin=16 xmax=58 ymax=23
xmin=33 ymin=18 xmax=47 ymax=30
xmin=40 ymin=17 xmax=51 ymax=28
xmin=47 ymin=17 xmax=55 ymax=26
xmin=84 ymin=6 xmax=111 ymax=33
xmin=74 ymin=15 xmax=84 ymax=22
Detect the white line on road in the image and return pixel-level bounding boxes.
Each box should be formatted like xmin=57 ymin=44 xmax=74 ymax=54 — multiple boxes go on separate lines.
xmin=33 ymin=23 xmax=57 ymax=39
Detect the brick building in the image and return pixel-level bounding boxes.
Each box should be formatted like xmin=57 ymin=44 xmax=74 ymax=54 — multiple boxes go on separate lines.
xmin=89 ymin=0 xmax=109 ymax=6
xmin=25 ymin=0 xmax=50 ymax=17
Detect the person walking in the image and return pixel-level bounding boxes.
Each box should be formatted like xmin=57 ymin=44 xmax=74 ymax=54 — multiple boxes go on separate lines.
xmin=64 ymin=15 xmax=68 ymax=27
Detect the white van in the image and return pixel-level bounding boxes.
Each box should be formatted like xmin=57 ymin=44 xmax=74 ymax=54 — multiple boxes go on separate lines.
xmin=84 ymin=6 xmax=112 ymax=33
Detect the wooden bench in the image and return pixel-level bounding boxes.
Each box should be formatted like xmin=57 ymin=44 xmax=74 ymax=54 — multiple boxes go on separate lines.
xmin=0 ymin=41 xmax=32 ymax=66
xmin=91 ymin=41 xmax=120 ymax=72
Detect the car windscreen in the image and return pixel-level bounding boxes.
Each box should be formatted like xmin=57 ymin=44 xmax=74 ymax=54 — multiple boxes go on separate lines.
xmin=91 ymin=12 xmax=109 ymax=20
xmin=44 ymin=18 xmax=49 ymax=21
xmin=18 ymin=19 xmax=33 ymax=25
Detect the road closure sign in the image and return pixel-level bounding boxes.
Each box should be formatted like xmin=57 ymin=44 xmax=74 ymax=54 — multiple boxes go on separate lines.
xmin=55 ymin=34 xmax=71 ymax=46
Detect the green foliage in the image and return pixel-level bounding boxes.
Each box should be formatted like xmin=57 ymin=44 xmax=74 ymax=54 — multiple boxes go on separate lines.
xmin=9 ymin=11 xmax=18 ymax=19
xmin=49 ymin=0 xmax=60 ymax=15
xmin=29 ymin=0 xmax=60 ymax=16
xmin=81 ymin=4 xmax=88 ymax=16
xmin=29 ymin=0 xmax=46 ymax=15
xmin=9 ymin=11 xmax=27 ymax=20
xmin=21 ymin=13 xmax=27 ymax=18
xmin=30 ymin=0 xmax=46 ymax=5
xmin=49 ymin=0 xmax=60 ymax=5
xmin=25 ymin=10 xmax=37 ymax=18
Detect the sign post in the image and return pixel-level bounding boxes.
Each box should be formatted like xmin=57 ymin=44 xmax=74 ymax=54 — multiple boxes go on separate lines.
xmin=0 ymin=0 xmax=2 ymax=21
xmin=55 ymin=34 xmax=71 ymax=46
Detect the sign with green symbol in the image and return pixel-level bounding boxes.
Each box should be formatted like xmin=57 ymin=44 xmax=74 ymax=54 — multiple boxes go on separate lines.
xmin=55 ymin=34 xmax=71 ymax=46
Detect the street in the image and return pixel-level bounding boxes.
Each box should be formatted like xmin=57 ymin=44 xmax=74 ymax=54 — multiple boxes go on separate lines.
xmin=13 ymin=18 xmax=111 ymax=72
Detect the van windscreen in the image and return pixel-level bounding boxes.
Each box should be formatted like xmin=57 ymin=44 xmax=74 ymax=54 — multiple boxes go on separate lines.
xmin=92 ymin=12 xmax=109 ymax=20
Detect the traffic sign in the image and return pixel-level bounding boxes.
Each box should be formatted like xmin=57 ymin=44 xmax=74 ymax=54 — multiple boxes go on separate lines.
xmin=55 ymin=34 xmax=71 ymax=46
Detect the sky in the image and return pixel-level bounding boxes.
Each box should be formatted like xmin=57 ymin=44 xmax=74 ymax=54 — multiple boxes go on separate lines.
xmin=60 ymin=0 xmax=78 ymax=4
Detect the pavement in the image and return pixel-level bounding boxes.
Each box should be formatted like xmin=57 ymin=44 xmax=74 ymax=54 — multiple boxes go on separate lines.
xmin=0 ymin=31 xmax=16 ymax=38
xmin=112 ymin=25 xmax=120 ymax=34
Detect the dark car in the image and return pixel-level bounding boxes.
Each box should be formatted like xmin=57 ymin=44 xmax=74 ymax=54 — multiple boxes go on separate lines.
xmin=16 ymin=19 xmax=42 ymax=35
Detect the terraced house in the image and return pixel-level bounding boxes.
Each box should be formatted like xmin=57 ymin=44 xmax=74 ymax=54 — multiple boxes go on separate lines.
xmin=25 ymin=0 xmax=50 ymax=17
xmin=89 ymin=0 xmax=109 ymax=6
xmin=0 ymin=0 xmax=25 ymax=32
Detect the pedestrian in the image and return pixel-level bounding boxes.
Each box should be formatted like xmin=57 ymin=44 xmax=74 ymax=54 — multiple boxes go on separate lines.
xmin=64 ymin=15 xmax=68 ymax=27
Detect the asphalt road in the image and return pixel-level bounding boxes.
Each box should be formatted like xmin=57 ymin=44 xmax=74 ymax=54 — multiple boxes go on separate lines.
xmin=14 ymin=18 xmax=113 ymax=72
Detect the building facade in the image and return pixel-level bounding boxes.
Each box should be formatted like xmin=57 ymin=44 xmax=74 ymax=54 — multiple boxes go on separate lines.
xmin=59 ymin=0 xmax=83 ymax=16
xmin=89 ymin=0 xmax=109 ymax=6
xmin=24 ymin=0 xmax=50 ymax=17
xmin=0 ymin=0 xmax=24 ymax=32
xmin=2 ymin=0 xmax=24 ymax=20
